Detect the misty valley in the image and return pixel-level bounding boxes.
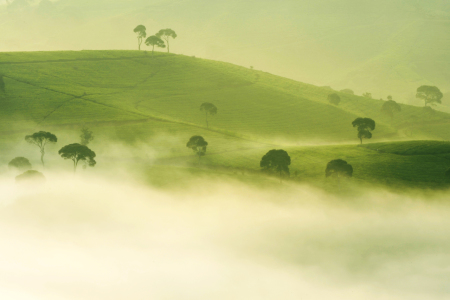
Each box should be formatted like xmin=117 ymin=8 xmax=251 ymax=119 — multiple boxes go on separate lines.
xmin=1 ymin=1 xmax=450 ymax=299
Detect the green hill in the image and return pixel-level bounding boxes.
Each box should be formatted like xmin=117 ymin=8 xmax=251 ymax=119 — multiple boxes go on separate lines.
xmin=1 ymin=50 xmax=450 ymax=189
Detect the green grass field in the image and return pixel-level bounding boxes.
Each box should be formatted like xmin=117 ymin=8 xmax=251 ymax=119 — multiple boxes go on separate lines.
xmin=1 ymin=50 xmax=450 ymax=190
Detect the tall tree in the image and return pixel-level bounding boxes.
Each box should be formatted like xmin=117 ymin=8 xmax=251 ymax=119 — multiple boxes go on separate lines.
xmin=352 ymin=118 xmax=375 ymax=144
xmin=327 ymin=93 xmax=341 ymax=105
xmin=145 ymin=35 xmax=166 ymax=55
xmin=186 ymin=136 xmax=208 ymax=160
xmin=416 ymin=85 xmax=443 ymax=106
xmin=133 ymin=25 xmax=147 ymax=51
xmin=381 ymin=99 xmax=401 ymax=124
xmin=200 ymin=102 xmax=217 ymax=128
xmin=25 ymin=131 xmax=57 ymax=167
xmin=156 ymin=29 xmax=177 ymax=53
xmin=58 ymin=143 xmax=96 ymax=172
xmin=80 ymin=126 xmax=94 ymax=146
xmin=260 ymin=149 xmax=291 ymax=181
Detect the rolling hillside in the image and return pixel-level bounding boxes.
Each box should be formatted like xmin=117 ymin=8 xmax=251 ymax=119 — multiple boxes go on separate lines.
xmin=1 ymin=50 xmax=450 ymax=189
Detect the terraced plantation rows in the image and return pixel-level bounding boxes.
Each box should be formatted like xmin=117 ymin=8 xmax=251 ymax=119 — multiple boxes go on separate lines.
xmin=1 ymin=50 xmax=450 ymax=189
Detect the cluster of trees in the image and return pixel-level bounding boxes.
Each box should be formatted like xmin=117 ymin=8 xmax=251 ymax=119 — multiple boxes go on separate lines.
xmin=8 ymin=127 xmax=97 ymax=183
xmin=133 ymin=25 xmax=177 ymax=54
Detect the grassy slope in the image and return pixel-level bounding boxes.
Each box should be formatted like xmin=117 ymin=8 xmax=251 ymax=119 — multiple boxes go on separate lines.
xmin=1 ymin=50 xmax=450 ymax=189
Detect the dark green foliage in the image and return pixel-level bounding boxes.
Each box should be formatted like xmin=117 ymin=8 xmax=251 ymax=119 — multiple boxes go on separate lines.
xmin=25 ymin=131 xmax=57 ymax=166
xmin=416 ymin=85 xmax=443 ymax=106
xmin=363 ymin=141 xmax=450 ymax=156
xmin=423 ymin=105 xmax=435 ymax=116
xmin=8 ymin=157 xmax=32 ymax=172
xmin=200 ymin=102 xmax=217 ymax=128
xmin=445 ymin=168 xmax=450 ymax=182
xmin=156 ymin=29 xmax=177 ymax=53
xmin=327 ymin=93 xmax=340 ymax=105
xmin=58 ymin=143 xmax=96 ymax=172
xmin=80 ymin=126 xmax=94 ymax=146
xmin=145 ymin=35 xmax=165 ymax=54
xmin=325 ymin=159 xmax=353 ymax=178
xmin=381 ymin=99 xmax=401 ymax=124
xmin=352 ymin=118 xmax=375 ymax=144
xmin=15 ymin=170 xmax=45 ymax=184
xmin=340 ymin=89 xmax=354 ymax=95
xmin=260 ymin=149 xmax=291 ymax=179
xmin=186 ymin=135 xmax=208 ymax=159
xmin=133 ymin=25 xmax=147 ymax=51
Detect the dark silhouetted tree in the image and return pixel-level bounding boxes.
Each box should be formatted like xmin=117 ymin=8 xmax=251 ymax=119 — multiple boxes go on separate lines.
xmin=8 ymin=157 xmax=32 ymax=172
xmin=15 ymin=170 xmax=45 ymax=185
xmin=387 ymin=95 xmax=393 ymax=101
xmin=416 ymin=85 xmax=443 ymax=106
xmin=156 ymin=29 xmax=177 ymax=53
xmin=381 ymin=99 xmax=401 ymax=124
xmin=326 ymin=159 xmax=353 ymax=187
xmin=260 ymin=149 xmax=291 ymax=181
xmin=328 ymin=93 xmax=341 ymax=105
xmin=200 ymin=102 xmax=217 ymax=128
xmin=145 ymin=35 xmax=165 ymax=55
xmin=133 ymin=25 xmax=147 ymax=50
xmin=362 ymin=92 xmax=372 ymax=99
xmin=352 ymin=118 xmax=375 ymax=144
xmin=186 ymin=135 xmax=208 ymax=160
xmin=58 ymin=143 xmax=96 ymax=172
xmin=80 ymin=126 xmax=94 ymax=146
xmin=25 ymin=131 xmax=57 ymax=167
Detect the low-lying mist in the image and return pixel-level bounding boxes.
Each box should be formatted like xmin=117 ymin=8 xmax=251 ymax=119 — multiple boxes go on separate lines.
xmin=0 ymin=173 xmax=449 ymax=300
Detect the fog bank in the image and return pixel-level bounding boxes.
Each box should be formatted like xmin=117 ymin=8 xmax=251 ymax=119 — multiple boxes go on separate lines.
xmin=0 ymin=175 xmax=449 ymax=299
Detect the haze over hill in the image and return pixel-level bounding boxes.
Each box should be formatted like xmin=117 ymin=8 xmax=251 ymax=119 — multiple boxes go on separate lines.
xmin=1 ymin=0 xmax=449 ymax=104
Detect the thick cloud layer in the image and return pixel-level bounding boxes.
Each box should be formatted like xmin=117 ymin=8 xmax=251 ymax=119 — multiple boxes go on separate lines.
xmin=0 ymin=175 xmax=449 ymax=299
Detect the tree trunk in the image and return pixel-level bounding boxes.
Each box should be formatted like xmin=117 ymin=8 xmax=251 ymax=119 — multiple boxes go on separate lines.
xmin=152 ymin=45 xmax=154 ymax=55
xmin=73 ymin=160 xmax=78 ymax=173
xmin=40 ymin=148 xmax=45 ymax=167
xmin=166 ymin=38 xmax=170 ymax=53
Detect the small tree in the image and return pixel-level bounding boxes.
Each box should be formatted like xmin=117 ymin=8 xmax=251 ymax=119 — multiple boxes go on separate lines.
xmin=186 ymin=136 xmax=208 ymax=160
xmin=381 ymin=99 xmax=401 ymax=124
xmin=352 ymin=118 xmax=375 ymax=144
xmin=260 ymin=149 xmax=291 ymax=181
xmin=145 ymin=35 xmax=166 ymax=55
xmin=326 ymin=159 xmax=353 ymax=187
xmin=328 ymin=93 xmax=341 ymax=105
xmin=58 ymin=143 xmax=96 ymax=172
xmin=156 ymin=29 xmax=177 ymax=53
xmin=362 ymin=92 xmax=372 ymax=99
xmin=200 ymin=102 xmax=217 ymax=128
xmin=416 ymin=85 xmax=443 ymax=106
xmin=15 ymin=170 xmax=45 ymax=185
xmin=133 ymin=25 xmax=147 ymax=51
xmin=25 ymin=131 xmax=57 ymax=167
xmin=8 ymin=157 xmax=32 ymax=172
xmin=80 ymin=126 xmax=94 ymax=146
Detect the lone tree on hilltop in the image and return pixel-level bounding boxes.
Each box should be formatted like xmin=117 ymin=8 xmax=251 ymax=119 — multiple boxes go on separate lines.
xmin=260 ymin=149 xmax=291 ymax=181
xmin=58 ymin=143 xmax=96 ymax=172
xmin=326 ymin=159 xmax=353 ymax=187
xmin=381 ymin=99 xmax=401 ymax=124
xmin=8 ymin=157 xmax=32 ymax=172
xmin=145 ymin=35 xmax=165 ymax=55
xmin=416 ymin=85 xmax=443 ymax=106
xmin=362 ymin=92 xmax=372 ymax=99
xmin=200 ymin=102 xmax=217 ymax=128
xmin=352 ymin=118 xmax=375 ymax=144
xmin=80 ymin=126 xmax=94 ymax=146
xmin=186 ymin=135 xmax=208 ymax=160
xmin=156 ymin=29 xmax=177 ymax=53
xmin=133 ymin=25 xmax=147 ymax=50
xmin=25 ymin=131 xmax=57 ymax=167
xmin=328 ymin=93 xmax=341 ymax=105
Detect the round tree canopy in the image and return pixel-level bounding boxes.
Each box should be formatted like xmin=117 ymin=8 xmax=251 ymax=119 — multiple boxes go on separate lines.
xmin=16 ymin=170 xmax=46 ymax=184
xmin=8 ymin=157 xmax=32 ymax=172
xmin=326 ymin=159 xmax=353 ymax=178
xmin=260 ymin=149 xmax=291 ymax=175
xmin=200 ymin=102 xmax=217 ymax=115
